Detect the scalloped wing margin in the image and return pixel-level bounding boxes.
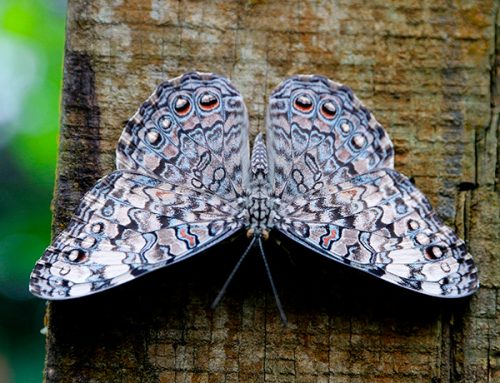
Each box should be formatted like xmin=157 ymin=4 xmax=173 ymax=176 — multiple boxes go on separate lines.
xmin=276 ymin=168 xmax=478 ymax=298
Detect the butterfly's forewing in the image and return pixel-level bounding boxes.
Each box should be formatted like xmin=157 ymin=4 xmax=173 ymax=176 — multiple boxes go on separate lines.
xmin=268 ymin=75 xmax=478 ymax=297
xmin=116 ymin=72 xmax=250 ymax=200
xmin=30 ymin=72 xmax=250 ymax=299
xmin=266 ymin=75 xmax=394 ymax=203
xmin=277 ymin=169 xmax=478 ymax=297
xmin=30 ymin=171 xmax=244 ymax=299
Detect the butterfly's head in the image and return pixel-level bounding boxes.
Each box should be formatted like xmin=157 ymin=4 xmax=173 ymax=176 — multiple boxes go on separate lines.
xmin=246 ymin=228 xmax=270 ymax=241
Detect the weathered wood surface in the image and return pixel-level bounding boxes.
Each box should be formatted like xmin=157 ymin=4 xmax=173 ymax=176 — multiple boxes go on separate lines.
xmin=45 ymin=1 xmax=499 ymax=382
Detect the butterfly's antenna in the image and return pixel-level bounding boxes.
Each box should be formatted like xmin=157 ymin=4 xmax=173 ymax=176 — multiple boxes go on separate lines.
xmin=258 ymin=237 xmax=288 ymax=326
xmin=210 ymin=236 xmax=257 ymax=310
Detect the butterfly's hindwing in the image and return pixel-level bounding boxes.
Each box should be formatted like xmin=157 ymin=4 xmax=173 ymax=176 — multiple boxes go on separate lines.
xmin=267 ymin=76 xmax=394 ymax=203
xmin=116 ymin=72 xmax=250 ymax=200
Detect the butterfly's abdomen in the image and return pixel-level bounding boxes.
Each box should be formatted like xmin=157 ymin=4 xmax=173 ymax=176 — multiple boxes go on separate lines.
xmin=247 ymin=186 xmax=274 ymax=236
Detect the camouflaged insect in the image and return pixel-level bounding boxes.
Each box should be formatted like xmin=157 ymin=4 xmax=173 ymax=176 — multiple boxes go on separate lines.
xmin=30 ymin=72 xmax=479 ymax=304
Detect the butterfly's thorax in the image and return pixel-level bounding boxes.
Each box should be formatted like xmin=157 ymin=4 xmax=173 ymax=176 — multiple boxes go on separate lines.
xmin=247 ymin=172 xmax=274 ymax=233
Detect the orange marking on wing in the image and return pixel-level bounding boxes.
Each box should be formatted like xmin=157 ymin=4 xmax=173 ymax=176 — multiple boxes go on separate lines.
xmin=322 ymin=230 xmax=337 ymax=248
xmin=155 ymin=191 xmax=169 ymax=198
xmin=179 ymin=227 xmax=196 ymax=248
xmin=346 ymin=190 xmax=357 ymax=198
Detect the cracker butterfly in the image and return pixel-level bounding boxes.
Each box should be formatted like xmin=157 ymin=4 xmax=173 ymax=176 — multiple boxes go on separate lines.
xmin=30 ymin=72 xmax=479 ymax=323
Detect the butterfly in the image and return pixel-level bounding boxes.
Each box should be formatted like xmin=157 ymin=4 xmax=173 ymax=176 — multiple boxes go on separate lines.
xmin=29 ymin=72 xmax=479 ymax=323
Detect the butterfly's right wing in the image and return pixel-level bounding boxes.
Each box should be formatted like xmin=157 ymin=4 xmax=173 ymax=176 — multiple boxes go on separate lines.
xmin=266 ymin=75 xmax=477 ymax=298
xmin=116 ymin=72 xmax=250 ymax=200
xmin=30 ymin=171 xmax=245 ymax=299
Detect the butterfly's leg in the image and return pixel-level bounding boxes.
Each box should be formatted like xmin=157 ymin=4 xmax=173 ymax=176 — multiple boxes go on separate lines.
xmin=210 ymin=236 xmax=257 ymax=309
xmin=258 ymin=237 xmax=288 ymax=326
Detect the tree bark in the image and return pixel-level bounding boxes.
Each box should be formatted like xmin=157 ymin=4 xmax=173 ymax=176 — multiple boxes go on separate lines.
xmin=44 ymin=1 xmax=499 ymax=382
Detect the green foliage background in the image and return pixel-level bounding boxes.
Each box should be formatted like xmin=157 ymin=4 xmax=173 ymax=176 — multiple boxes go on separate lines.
xmin=0 ymin=0 xmax=66 ymax=381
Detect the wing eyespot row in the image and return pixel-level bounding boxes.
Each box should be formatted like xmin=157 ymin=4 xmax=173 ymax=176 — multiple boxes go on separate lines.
xmin=293 ymin=94 xmax=315 ymax=114
xmin=65 ymin=249 xmax=88 ymax=263
xmin=198 ymin=92 xmax=220 ymax=112
xmin=320 ymin=101 xmax=337 ymax=119
xmin=173 ymin=95 xmax=192 ymax=117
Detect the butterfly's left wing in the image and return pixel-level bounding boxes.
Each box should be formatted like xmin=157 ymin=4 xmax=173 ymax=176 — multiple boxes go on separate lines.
xmin=30 ymin=171 xmax=244 ymax=299
xmin=30 ymin=72 xmax=250 ymax=299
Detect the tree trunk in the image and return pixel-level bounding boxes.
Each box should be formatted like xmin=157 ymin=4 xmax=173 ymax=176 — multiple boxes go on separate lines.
xmin=44 ymin=1 xmax=499 ymax=382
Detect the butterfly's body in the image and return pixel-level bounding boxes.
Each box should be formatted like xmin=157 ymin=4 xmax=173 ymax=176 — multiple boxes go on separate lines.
xmin=30 ymin=72 xmax=478 ymax=307
xmin=246 ymin=134 xmax=276 ymax=238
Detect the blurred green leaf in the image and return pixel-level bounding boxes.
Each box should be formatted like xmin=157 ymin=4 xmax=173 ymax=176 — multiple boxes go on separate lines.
xmin=0 ymin=0 xmax=66 ymax=382
xmin=0 ymin=0 xmax=65 ymax=293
